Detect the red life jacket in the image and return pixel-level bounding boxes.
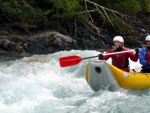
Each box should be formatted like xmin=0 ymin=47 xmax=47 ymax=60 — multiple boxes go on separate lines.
xmin=145 ymin=50 xmax=150 ymax=62
xmin=111 ymin=48 xmax=129 ymax=68
xmin=101 ymin=47 xmax=138 ymax=72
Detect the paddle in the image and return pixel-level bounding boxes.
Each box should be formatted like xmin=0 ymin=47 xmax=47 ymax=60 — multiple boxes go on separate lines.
xmin=59 ymin=49 xmax=134 ymax=67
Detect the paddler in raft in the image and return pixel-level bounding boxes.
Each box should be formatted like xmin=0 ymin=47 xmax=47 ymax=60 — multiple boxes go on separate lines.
xmin=98 ymin=36 xmax=139 ymax=72
xmin=139 ymin=35 xmax=150 ymax=73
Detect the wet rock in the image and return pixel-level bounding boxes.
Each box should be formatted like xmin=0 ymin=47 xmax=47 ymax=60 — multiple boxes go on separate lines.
xmin=0 ymin=30 xmax=77 ymax=56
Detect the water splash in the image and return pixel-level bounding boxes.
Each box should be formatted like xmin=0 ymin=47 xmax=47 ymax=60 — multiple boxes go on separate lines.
xmin=0 ymin=50 xmax=149 ymax=113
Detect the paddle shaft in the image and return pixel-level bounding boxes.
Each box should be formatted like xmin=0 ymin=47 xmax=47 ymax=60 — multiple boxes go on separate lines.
xmin=84 ymin=55 xmax=98 ymax=59
xmin=84 ymin=49 xmax=134 ymax=58
xmin=102 ymin=49 xmax=134 ymax=56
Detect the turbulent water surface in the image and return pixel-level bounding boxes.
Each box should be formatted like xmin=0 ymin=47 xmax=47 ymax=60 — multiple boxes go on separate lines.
xmin=0 ymin=50 xmax=150 ymax=113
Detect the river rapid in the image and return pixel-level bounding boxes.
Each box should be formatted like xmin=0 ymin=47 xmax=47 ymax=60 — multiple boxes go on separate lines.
xmin=0 ymin=50 xmax=150 ymax=113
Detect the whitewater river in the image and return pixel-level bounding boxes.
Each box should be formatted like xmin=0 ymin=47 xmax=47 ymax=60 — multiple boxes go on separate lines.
xmin=0 ymin=50 xmax=150 ymax=113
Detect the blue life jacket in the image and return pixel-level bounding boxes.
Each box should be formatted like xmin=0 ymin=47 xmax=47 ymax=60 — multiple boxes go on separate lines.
xmin=139 ymin=47 xmax=150 ymax=70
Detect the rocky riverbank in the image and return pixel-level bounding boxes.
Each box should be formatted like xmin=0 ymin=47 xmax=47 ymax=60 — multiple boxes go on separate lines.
xmin=0 ymin=1 xmax=150 ymax=58
xmin=0 ymin=20 xmax=149 ymax=58
xmin=0 ymin=29 xmax=146 ymax=58
xmin=0 ymin=30 xmax=77 ymax=57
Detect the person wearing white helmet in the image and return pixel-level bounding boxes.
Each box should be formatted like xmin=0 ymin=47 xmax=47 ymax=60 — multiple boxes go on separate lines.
xmin=139 ymin=35 xmax=150 ymax=73
xmin=113 ymin=36 xmax=124 ymax=43
xmin=98 ymin=36 xmax=139 ymax=72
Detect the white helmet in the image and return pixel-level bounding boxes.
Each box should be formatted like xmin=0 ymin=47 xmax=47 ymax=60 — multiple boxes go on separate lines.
xmin=145 ymin=35 xmax=150 ymax=41
xmin=113 ymin=36 xmax=124 ymax=43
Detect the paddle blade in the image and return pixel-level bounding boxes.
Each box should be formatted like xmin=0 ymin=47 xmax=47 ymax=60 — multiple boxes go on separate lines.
xmin=59 ymin=55 xmax=84 ymax=67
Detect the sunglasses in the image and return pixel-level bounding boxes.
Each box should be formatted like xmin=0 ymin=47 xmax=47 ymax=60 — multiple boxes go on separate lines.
xmin=146 ymin=41 xmax=150 ymax=42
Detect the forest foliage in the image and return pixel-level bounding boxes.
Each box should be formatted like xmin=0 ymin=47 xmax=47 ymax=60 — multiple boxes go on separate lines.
xmin=0 ymin=0 xmax=150 ymax=35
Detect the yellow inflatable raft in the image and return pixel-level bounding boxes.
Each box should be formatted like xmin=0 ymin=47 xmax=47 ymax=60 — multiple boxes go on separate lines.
xmin=85 ymin=60 xmax=150 ymax=91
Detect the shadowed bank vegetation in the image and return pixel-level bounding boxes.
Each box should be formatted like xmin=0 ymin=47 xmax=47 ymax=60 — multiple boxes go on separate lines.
xmin=0 ymin=0 xmax=150 ymax=44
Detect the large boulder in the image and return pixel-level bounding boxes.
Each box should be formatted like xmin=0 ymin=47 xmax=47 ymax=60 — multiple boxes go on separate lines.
xmin=0 ymin=31 xmax=77 ymax=56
